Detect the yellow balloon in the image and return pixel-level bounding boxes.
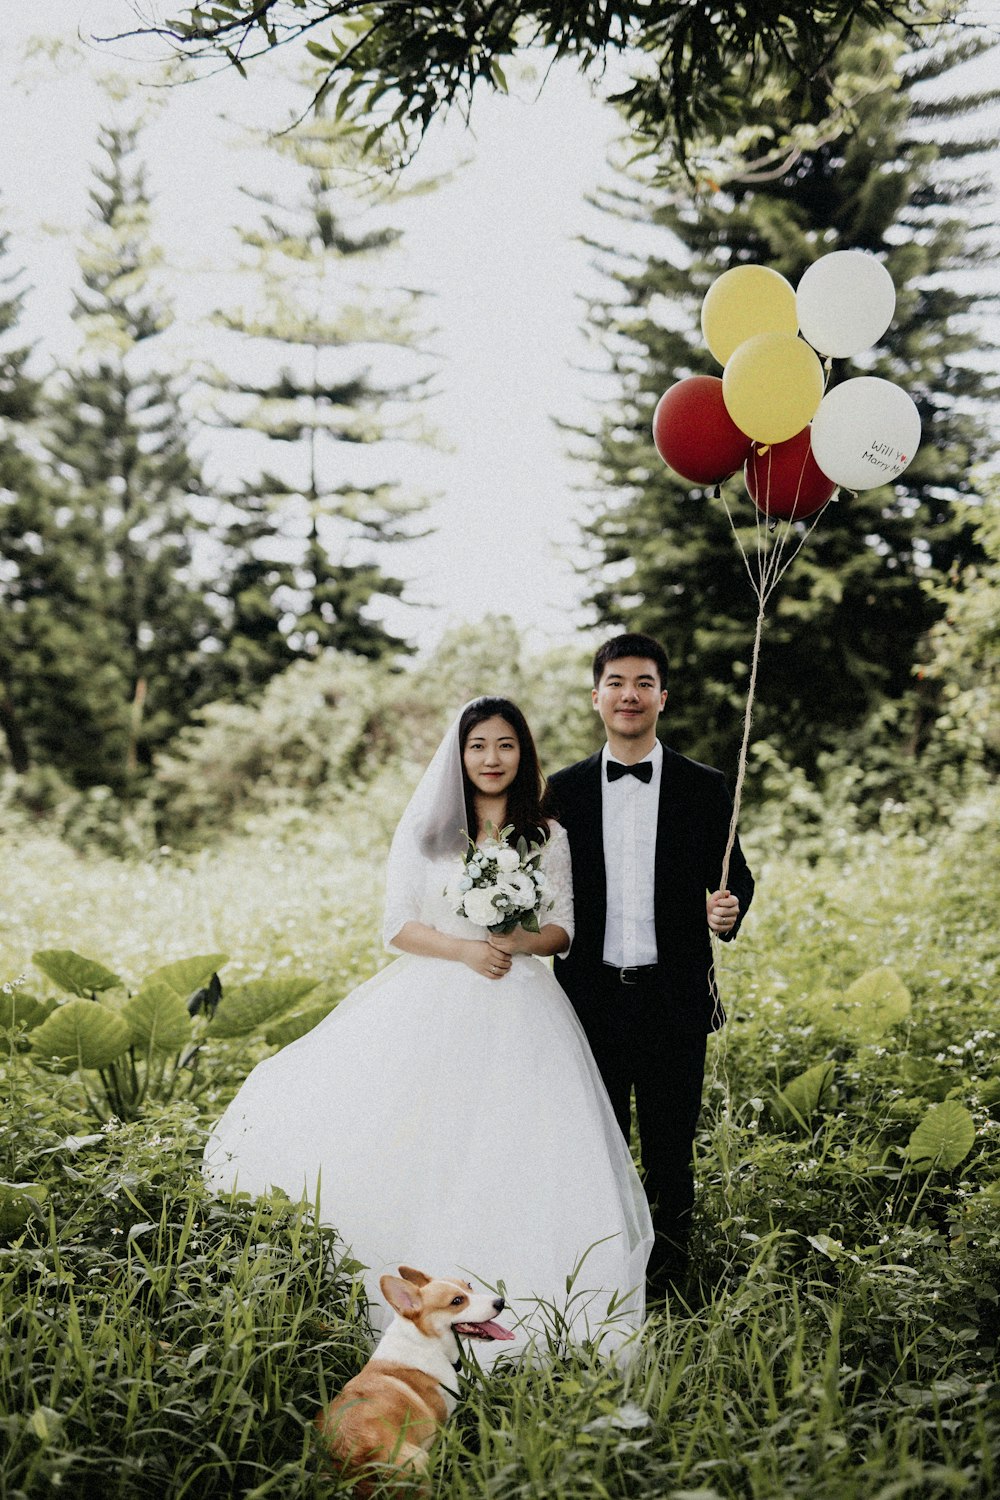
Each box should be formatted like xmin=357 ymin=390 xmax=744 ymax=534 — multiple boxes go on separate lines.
xmin=701 ymin=265 xmax=798 ymax=366
xmin=722 ymin=333 xmax=825 ymax=444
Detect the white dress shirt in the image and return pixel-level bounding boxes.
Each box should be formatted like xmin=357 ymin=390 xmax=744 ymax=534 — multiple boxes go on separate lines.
xmin=601 ymin=739 xmax=662 ymax=967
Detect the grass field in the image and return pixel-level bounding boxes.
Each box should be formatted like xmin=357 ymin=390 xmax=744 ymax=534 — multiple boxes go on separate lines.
xmin=2 ymin=788 xmax=998 ymax=1498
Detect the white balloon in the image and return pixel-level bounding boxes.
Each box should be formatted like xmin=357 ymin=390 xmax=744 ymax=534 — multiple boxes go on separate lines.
xmin=811 ymin=377 xmax=921 ymax=491
xmin=797 ymin=251 xmax=896 ymax=358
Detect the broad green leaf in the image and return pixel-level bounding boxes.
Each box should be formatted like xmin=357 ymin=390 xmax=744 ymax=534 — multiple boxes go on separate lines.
xmin=265 ymin=998 xmax=339 ymax=1049
xmin=209 ymin=977 xmax=322 ymax=1039
xmin=0 ymin=1181 xmax=48 ymax=1239
xmin=30 ymin=999 xmax=132 ymax=1069
xmin=32 ymin=949 xmax=121 ymax=997
xmin=978 ymin=1077 xmax=1000 ymax=1111
xmin=905 ymin=1100 xmax=976 ymax=1173
xmin=772 ymin=1060 xmax=835 ymax=1128
xmin=123 ymin=981 xmax=193 ymax=1055
xmin=816 ymin=967 xmax=911 ymax=1041
xmin=139 ymin=954 xmax=228 ymax=999
xmin=0 ymin=992 xmax=51 ymax=1033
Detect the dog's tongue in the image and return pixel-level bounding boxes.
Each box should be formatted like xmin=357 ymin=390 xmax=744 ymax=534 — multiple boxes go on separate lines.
xmin=461 ymin=1319 xmax=515 ymax=1341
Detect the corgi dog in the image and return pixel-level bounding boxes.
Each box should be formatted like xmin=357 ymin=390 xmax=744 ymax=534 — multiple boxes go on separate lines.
xmin=315 ymin=1265 xmax=514 ymax=1492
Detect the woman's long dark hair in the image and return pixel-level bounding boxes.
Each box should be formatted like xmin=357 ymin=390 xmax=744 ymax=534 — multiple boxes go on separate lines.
xmin=458 ymin=697 xmax=550 ymax=847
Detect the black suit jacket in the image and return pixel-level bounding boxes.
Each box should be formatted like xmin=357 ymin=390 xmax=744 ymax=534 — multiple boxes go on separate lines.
xmin=548 ymin=744 xmax=754 ymax=1034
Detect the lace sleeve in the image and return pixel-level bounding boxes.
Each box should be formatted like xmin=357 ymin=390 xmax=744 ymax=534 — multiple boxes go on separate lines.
xmin=382 ymin=824 xmax=427 ymax=953
xmin=539 ymin=821 xmax=574 ymax=951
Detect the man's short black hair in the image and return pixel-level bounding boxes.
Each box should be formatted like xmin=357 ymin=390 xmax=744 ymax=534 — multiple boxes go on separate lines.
xmin=592 ymin=632 xmax=669 ymax=690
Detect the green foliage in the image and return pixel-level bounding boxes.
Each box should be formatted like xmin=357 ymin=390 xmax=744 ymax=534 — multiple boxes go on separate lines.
xmin=152 ymin=625 xmax=603 ymax=847
xmin=30 ymin=1000 xmax=134 ymax=1072
xmin=0 ymin=1100 xmax=370 ymax=1497
xmin=207 ymin=87 xmax=431 ymax=691
xmin=0 ymin=991 xmax=50 ymax=1034
xmin=810 ymin=966 xmax=913 ymax=1042
xmin=28 ymin=121 xmax=221 ymax=792
xmin=209 ymin=976 xmax=322 ymax=1039
xmin=137 ymin=1 xmax=953 ymax=163
xmin=580 ymin=30 xmax=996 ymax=784
xmin=26 ymin=949 xmax=240 ymax=1123
xmin=153 ymin=650 xmax=391 ymax=843
xmin=921 ymin=481 xmax=1000 ymax=773
xmin=3 ymin=778 xmax=1000 ymax=1496
xmin=771 ymin=1060 xmax=836 ymax=1131
xmin=32 ymin=949 xmax=122 ymax=997
xmin=0 ymin=1181 xmax=48 ymax=1239
xmin=905 ymin=1100 xmax=977 ymax=1173
xmin=0 ymin=206 xmax=59 ymax=782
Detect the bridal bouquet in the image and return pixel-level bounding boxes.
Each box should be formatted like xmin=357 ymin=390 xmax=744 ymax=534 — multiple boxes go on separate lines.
xmin=446 ymin=824 xmax=552 ymax=934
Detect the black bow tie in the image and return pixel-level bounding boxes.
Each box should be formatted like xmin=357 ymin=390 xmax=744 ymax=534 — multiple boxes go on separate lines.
xmin=606 ymin=760 xmax=653 ymax=784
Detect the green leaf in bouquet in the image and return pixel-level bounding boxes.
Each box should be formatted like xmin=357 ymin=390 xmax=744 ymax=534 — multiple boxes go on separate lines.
xmin=517 ymin=835 xmax=528 ymax=859
xmin=32 ymin=950 xmax=122 ymax=997
xmin=139 ymin=953 xmax=229 ymax=999
xmin=520 ymin=910 xmax=541 ymax=934
xmin=123 ymin=981 xmax=194 ymax=1055
xmin=0 ymin=992 xmax=51 ymax=1033
xmin=0 ymin=1181 xmax=49 ymax=1240
xmin=209 ymin=976 xmax=323 ymax=1039
xmin=904 ymin=1100 xmax=976 ymax=1173
xmin=30 ymin=999 xmax=132 ymax=1070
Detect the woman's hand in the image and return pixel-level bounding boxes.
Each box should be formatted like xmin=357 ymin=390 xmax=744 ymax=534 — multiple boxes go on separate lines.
xmin=487 ymin=929 xmax=529 ymax=956
xmin=463 ymin=939 xmax=513 ymax=980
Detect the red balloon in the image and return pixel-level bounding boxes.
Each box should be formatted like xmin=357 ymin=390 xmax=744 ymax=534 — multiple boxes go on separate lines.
xmin=652 ymin=375 xmax=753 ymax=485
xmin=744 ymin=425 xmax=837 ymax=520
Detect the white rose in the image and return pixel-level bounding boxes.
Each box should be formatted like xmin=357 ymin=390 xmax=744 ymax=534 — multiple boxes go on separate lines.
xmin=496 ymin=847 xmax=521 ymax=873
xmin=463 ymin=887 xmax=499 ymax=927
xmin=505 ymin=872 xmax=538 ymax=910
xmin=480 ymin=838 xmax=501 ymax=855
xmin=445 ymin=872 xmax=472 ymax=907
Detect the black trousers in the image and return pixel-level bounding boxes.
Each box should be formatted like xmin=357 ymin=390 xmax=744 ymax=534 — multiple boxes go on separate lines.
xmin=578 ymin=968 xmax=708 ymax=1292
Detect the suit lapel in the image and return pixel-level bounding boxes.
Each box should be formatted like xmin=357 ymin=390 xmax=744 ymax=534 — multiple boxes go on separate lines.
xmin=577 ymin=750 xmax=607 ymax=926
xmin=654 ymin=743 xmax=679 ymax=916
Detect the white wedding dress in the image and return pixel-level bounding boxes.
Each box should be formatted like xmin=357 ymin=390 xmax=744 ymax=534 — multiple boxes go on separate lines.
xmin=204 ymin=719 xmax=652 ymax=1360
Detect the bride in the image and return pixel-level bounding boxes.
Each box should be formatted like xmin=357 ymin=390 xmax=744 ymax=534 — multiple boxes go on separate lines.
xmin=204 ymin=697 xmax=652 ymax=1355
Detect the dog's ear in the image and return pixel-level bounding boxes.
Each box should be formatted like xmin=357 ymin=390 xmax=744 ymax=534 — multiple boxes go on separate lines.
xmin=380 ymin=1273 xmax=422 ymax=1317
xmin=398 ymin=1266 xmax=431 ymax=1288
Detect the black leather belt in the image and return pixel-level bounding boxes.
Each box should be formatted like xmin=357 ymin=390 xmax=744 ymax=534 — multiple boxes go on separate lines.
xmin=604 ymin=963 xmax=659 ymax=986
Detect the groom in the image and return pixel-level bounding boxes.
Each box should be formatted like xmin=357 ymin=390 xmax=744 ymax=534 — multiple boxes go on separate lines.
xmin=547 ymin=631 xmax=754 ymax=1298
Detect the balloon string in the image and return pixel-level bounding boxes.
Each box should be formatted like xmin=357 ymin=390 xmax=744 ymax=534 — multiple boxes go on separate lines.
xmin=715 ymin=464 xmax=833 ymax=891
xmin=720 ymin=588 xmax=765 ymax=895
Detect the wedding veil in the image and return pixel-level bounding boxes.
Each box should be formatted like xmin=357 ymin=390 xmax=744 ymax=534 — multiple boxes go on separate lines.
xmin=381 ymin=703 xmax=474 ymax=948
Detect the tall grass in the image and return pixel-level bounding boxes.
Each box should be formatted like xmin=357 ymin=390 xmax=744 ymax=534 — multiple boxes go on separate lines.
xmin=2 ymin=787 xmax=998 ymax=1497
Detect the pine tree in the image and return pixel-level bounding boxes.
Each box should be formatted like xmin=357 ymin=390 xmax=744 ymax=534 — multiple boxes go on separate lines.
xmin=579 ymin=31 xmax=998 ymax=780
xmin=208 ymin=100 xmax=431 ymax=696
xmin=0 ymin=208 xmax=125 ymax=789
xmin=40 ymin=122 xmax=218 ymax=789
xmin=0 ymin=208 xmax=44 ymax=775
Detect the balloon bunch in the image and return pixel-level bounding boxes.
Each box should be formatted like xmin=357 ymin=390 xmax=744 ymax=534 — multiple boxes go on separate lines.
xmin=652 ymin=250 xmax=920 ymax=520
xmin=649 ymin=250 xmax=922 ymax=892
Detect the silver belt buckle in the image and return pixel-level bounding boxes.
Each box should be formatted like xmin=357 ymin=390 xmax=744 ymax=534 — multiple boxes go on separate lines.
xmin=619 ymin=966 xmax=638 ymax=986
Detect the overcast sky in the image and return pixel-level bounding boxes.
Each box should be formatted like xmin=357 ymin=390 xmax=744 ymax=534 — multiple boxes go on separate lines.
xmin=1 ymin=1 xmax=647 ymax=656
